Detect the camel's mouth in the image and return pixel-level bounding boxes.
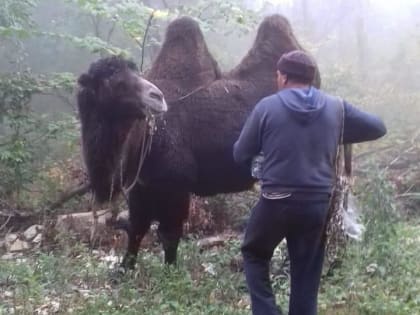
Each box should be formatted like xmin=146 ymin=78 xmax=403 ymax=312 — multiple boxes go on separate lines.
xmin=139 ymin=78 xmax=168 ymax=115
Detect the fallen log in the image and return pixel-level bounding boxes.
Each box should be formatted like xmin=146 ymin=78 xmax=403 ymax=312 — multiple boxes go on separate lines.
xmin=0 ymin=209 xmax=38 ymax=232
xmin=55 ymin=210 xmax=129 ymax=247
xmin=48 ymin=182 xmax=91 ymax=210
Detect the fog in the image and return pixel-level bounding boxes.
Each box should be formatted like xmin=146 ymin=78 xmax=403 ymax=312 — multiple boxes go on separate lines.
xmin=1 ymin=0 xmax=420 ymax=130
xmin=1 ymin=4 xmax=418 ymax=311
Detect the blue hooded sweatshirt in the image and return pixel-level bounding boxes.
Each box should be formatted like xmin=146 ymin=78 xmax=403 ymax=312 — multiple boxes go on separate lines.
xmin=233 ymin=87 xmax=386 ymax=195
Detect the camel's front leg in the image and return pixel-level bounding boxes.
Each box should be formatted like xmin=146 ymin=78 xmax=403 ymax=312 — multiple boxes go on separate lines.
xmin=120 ymin=186 xmax=153 ymax=270
xmin=121 ymin=220 xmax=151 ymax=270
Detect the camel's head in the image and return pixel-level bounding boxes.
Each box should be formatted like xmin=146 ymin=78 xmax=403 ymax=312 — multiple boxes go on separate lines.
xmin=77 ymin=56 xmax=167 ymax=121
xmin=77 ymin=56 xmax=167 ymax=204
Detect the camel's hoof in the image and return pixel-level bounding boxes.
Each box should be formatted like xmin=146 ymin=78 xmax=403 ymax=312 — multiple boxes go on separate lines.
xmin=108 ymin=266 xmax=126 ymax=285
xmin=121 ymin=256 xmax=137 ymax=271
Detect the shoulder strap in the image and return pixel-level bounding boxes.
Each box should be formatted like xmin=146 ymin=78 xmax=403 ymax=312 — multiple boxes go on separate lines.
xmin=338 ymin=98 xmax=345 ymax=146
xmin=339 ymin=98 xmax=352 ymax=177
xmin=333 ymin=98 xmax=345 ymax=179
xmin=336 ymin=98 xmax=352 ymax=177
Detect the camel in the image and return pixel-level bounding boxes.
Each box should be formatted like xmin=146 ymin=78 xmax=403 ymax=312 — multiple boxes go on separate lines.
xmin=77 ymin=14 xmax=320 ymax=269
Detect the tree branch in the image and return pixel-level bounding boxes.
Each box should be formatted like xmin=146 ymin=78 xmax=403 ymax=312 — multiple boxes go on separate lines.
xmin=90 ymin=14 xmax=101 ymax=38
xmin=140 ymin=10 xmax=156 ymax=73
xmin=40 ymin=92 xmax=76 ymax=111
xmin=106 ymin=21 xmax=117 ymax=43
xmin=48 ymin=182 xmax=91 ymax=210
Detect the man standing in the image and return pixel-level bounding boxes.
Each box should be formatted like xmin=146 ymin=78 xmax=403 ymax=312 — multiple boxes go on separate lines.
xmin=233 ymin=50 xmax=386 ymax=315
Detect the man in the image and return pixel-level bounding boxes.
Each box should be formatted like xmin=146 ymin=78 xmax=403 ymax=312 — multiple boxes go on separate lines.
xmin=233 ymin=50 xmax=386 ymax=315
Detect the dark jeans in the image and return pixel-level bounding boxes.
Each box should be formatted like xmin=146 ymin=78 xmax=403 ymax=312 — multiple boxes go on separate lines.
xmin=241 ymin=197 xmax=329 ymax=315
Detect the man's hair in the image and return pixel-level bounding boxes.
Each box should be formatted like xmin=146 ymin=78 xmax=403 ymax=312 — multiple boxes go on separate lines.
xmin=277 ymin=50 xmax=316 ymax=84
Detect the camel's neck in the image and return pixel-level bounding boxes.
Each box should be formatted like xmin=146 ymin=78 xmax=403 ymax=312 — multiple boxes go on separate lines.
xmin=81 ymin=116 xmax=149 ymax=203
xmin=118 ymin=119 xmax=152 ymax=189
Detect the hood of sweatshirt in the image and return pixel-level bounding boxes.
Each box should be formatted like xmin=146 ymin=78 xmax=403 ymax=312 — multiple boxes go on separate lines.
xmin=276 ymin=86 xmax=325 ymax=124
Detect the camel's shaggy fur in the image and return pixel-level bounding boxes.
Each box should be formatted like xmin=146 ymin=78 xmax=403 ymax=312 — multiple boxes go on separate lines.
xmin=78 ymin=57 xmax=150 ymax=203
xmin=78 ymin=15 xmax=320 ymax=268
xmin=146 ymin=16 xmax=221 ymax=103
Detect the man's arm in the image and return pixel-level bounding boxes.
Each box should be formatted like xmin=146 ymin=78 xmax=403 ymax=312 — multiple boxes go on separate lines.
xmin=343 ymin=101 xmax=387 ymax=144
xmin=233 ymin=104 xmax=264 ymax=169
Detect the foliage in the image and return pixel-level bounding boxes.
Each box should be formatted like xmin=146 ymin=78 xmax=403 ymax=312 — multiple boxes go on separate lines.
xmin=0 ymin=51 xmax=85 ymax=208
xmin=0 ymin=0 xmax=260 ymax=208
xmin=320 ymin=60 xmax=420 ymax=217
xmin=176 ymin=0 xmax=258 ymax=34
xmin=0 ymin=71 xmax=78 ymax=206
xmin=317 ymin=223 xmax=420 ymax=315
xmin=66 ymin=0 xmax=258 ymax=70
xmin=0 ymin=0 xmax=36 ymax=28
xmin=1 ymin=216 xmax=419 ymax=314
xmin=1 ymin=167 xmax=418 ymax=314
xmin=0 ymin=1 xmax=419 ymax=314
xmin=360 ymin=172 xmax=399 ymax=260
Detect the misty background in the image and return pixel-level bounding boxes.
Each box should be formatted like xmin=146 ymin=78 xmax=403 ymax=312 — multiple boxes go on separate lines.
xmin=0 ymin=0 xmax=419 ymax=209
xmin=1 ymin=2 xmax=419 ymax=314
xmin=2 ymin=1 xmax=420 ymax=116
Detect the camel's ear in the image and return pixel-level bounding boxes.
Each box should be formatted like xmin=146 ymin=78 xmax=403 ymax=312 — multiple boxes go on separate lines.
xmin=77 ymin=73 xmax=99 ymax=112
xmin=78 ymin=73 xmax=94 ymax=89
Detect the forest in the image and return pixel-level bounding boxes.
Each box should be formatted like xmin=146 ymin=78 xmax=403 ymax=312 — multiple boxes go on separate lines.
xmin=0 ymin=0 xmax=419 ymax=314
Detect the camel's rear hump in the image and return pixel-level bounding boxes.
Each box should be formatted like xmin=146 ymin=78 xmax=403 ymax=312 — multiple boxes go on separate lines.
xmin=228 ymin=14 xmax=320 ymax=88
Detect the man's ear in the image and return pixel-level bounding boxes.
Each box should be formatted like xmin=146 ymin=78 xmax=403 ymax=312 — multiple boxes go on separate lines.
xmin=276 ymin=70 xmax=285 ymax=89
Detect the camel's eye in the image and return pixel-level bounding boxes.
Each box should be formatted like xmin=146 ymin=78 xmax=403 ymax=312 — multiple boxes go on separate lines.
xmin=150 ymin=91 xmax=163 ymax=102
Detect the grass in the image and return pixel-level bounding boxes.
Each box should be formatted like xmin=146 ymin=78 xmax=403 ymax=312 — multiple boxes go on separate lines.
xmin=1 ymin=167 xmax=419 ymax=315
xmin=318 ymin=222 xmax=420 ymax=315
xmin=1 ymin=219 xmax=419 ymax=315
xmin=0 ymin=239 xmax=249 ymax=315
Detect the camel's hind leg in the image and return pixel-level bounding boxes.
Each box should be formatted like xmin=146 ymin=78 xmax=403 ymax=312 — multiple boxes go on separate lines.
xmin=156 ymin=191 xmax=190 ymax=264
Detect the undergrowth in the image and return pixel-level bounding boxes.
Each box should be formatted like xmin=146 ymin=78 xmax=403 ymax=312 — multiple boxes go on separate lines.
xmin=1 ymin=168 xmax=419 ymax=315
xmin=1 ymin=216 xmax=419 ymax=314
